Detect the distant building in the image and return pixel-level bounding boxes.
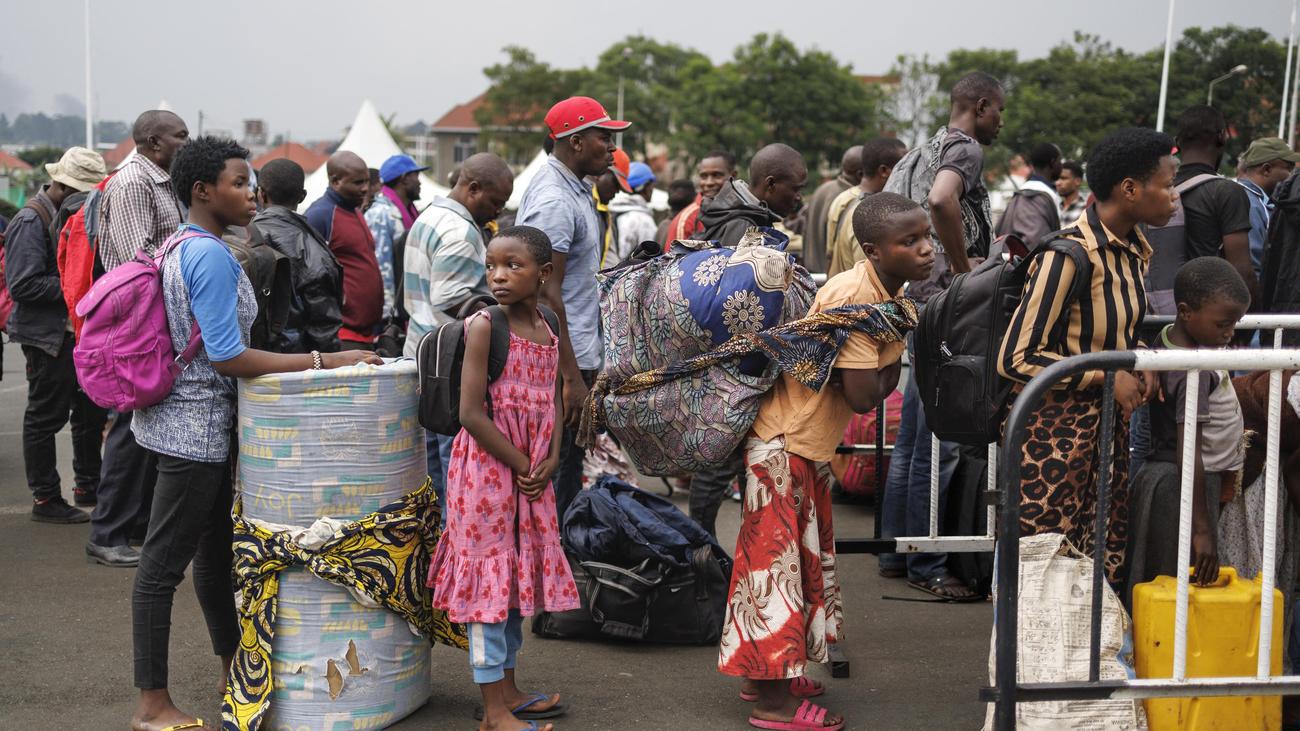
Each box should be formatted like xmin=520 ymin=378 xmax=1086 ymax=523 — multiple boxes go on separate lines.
xmin=251 ymin=142 xmax=328 ymax=174
xmin=243 ymin=119 xmax=268 ymax=147
xmin=0 ymin=150 xmax=33 ymax=206
xmin=422 ymin=93 xmax=542 ymax=184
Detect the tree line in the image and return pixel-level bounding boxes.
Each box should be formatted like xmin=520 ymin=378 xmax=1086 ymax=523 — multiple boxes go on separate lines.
xmin=0 ymin=113 xmax=129 ymax=149
xmin=476 ymin=25 xmax=1288 ymax=177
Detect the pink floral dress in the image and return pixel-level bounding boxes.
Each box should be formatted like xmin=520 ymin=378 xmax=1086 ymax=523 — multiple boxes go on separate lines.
xmin=427 ymin=310 xmax=580 ymax=624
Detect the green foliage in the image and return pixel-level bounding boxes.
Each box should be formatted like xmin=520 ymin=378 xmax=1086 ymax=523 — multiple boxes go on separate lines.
xmin=672 ymin=33 xmax=881 ymax=174
xmin=18 ymin=146 xmax=65 ymax=169
xmin=477 ymin=33 xmax=889 ymax=176
xmin=477 ymin=25 xmax=1292 ymax=181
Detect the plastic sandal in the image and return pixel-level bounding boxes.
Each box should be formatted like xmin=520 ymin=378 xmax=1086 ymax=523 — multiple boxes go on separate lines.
xmin=748 ymin=700 xmax=844 ymax=731
xmin=473 ymin=693 xmax=565 ymax=720
xmin=739 ymin=675 xmax=825 ymax=702
xmin=157 ymin=721 xmax=206 ymax=731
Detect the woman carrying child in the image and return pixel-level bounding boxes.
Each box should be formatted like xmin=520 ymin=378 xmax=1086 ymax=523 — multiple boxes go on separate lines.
xmin=129 ymin=137 xmax=380 ymax=731
xmin=427 ymin=225 xmax=580 ymax=731
xmin=998 ymin=127 xmax=1178 ymax=588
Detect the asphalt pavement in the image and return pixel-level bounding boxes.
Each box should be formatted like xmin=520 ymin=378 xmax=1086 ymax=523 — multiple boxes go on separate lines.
xmin=0 ymin=339 xmax=993 ymax=731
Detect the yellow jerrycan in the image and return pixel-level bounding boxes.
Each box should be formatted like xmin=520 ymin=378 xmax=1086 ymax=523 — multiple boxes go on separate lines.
xmin=1133 ymin=567 xmax=1283 ymax=730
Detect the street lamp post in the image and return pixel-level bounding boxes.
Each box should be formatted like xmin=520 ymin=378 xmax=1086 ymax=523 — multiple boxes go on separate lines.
xmin=1207 ymin=64 xmax=1248 ymax=105
xmin=1155 ymin=0 xmax=1177 ymax=132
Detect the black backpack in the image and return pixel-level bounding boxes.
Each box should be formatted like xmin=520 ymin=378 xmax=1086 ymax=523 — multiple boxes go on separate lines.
xmin=416 ymin=297 xmax=560 ymax=436
xmin=1263 ymin=171 xmax=1300 ymax=347
xmin=913 ymin=226 xmax=1091 ymax=445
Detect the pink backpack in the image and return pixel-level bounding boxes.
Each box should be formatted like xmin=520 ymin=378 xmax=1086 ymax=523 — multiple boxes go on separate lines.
xmin=73 ymin=230 xmax=205 ymax=411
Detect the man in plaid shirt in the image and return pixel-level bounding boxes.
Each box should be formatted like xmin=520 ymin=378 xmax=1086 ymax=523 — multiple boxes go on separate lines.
xmin=86 ymin=110 xmax=189 ymax=569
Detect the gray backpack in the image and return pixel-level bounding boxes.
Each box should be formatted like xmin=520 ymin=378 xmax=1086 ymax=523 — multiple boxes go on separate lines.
xmin=885 ymin=128 xmax=990 ymax=302
xmin=1141 ymin=173 xmax=1219 ymax=314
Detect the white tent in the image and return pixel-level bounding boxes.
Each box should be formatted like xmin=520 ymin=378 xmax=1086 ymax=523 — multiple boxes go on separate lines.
xmin=299 ymin=99 xmax=448 ymax=213
xmin=506 ymin=150 xmax=548 ymax=210
xmin=507 ymin=148 xmax=671 ymax=212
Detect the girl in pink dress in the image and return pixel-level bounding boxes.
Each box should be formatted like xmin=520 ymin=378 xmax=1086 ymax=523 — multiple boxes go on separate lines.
xmin=427 ymin=225 xmax=579 ymax=731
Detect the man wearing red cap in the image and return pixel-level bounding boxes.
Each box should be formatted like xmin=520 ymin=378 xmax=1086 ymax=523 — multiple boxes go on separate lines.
xmin=517 ymin=96 xmax=629 ymax=523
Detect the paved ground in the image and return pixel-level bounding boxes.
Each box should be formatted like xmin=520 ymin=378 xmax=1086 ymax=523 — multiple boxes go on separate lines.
xmin=0 ymin=340 xmax=993 ymax=730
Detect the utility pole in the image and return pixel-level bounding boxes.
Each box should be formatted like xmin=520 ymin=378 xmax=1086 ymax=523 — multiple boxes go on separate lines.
xmin=1282 ymin=0 xmax=1297 ymax=137
xmin=198 ymin=110 xmax=204 ymax=137
xmin=1156 ymin=0 xmax=1177 ymax=133
xmin=1291 ymin=48 xmax=1300 ymax=147
xmin=84 ymin=0 xmax=92 ymax=148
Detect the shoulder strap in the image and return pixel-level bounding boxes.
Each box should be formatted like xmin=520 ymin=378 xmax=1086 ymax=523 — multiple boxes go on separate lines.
xmin=485 ymin=304 xmax=512 ymax=383
xmin=24 ymin=198 xmax=53 ymax=228
xmin=1176 ymin=172 xmax=1220 ymax=196
xmin=538 ymin=304 xmax=560 ymax=337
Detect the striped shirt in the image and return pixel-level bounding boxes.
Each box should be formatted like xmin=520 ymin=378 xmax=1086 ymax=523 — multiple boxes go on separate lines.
xmin=402 ymin=195 xmax=489 ymax=358
xmin=998 ymin=205 xmax=1150 ymax=390
xmin=98 ymin=155 xmax=185 ymax=271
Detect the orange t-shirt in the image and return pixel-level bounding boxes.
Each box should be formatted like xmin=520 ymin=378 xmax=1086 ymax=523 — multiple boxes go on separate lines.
xmin=751 ymin=259 xmax=905 ymax=462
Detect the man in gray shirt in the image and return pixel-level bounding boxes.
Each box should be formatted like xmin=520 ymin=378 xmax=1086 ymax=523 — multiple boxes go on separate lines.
xmin=516 ymin=95 xmax=628 ymax=522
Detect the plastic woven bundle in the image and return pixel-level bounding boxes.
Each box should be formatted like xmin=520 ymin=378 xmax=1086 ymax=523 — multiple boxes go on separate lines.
xmin=597 ymin=229 xmax=815 ymax=475
xmin=238 ymin=360 xmax=431 ymax=730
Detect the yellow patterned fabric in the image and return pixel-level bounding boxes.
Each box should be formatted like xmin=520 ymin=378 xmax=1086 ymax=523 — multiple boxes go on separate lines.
xmin=221 ymin=479 xmax=467 ymax=731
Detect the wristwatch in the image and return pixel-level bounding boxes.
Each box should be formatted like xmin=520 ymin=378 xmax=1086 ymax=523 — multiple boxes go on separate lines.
xmin=311 ymin=350 xmax=322 ymax=370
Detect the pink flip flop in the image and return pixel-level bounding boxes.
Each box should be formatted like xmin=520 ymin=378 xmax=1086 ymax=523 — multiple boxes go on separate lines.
xmin=748 ymin=699 xmax=844 ymax=731
xmin=739 ymin=675 xmax=825 ymax=702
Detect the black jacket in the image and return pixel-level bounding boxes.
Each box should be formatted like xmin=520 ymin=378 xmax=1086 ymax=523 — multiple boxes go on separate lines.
xmin=250 ymin=205 xmax=344 ymax=353
xmin=697 ymin=179 xmax=778 ymax=246
xmin=4 ymin=191 xmax=66 ymax=356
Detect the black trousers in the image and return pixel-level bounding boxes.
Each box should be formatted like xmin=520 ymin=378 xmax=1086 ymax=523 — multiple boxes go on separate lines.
xmin=554 ymin=369 xmax=597 ymax=529
xmin=89 ymin=411 xmax=157 ymax=546
xmin=132 ymin=452 xmax=239 ymax=689
xmin=21 ymin=333 xmax=107 ymax=501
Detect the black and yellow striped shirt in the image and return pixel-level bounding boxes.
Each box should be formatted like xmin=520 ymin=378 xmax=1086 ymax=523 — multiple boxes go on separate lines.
xmin=998 ymin=206 xmax=1151 ymax=389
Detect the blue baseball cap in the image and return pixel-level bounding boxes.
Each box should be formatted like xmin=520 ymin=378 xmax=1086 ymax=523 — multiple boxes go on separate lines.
xmin=379 ymin=154 xmax=428 ymax=184
xmin=627 ymin=162 xmax=656 ymax=191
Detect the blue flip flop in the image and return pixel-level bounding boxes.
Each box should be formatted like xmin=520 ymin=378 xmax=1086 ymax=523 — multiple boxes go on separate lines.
xmin=473 ymin=693 xmax=566 ymax=721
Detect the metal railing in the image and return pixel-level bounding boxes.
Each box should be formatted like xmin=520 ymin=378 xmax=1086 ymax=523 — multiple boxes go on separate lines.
xmin=987 ymin=314 xmax=1300 ymax=730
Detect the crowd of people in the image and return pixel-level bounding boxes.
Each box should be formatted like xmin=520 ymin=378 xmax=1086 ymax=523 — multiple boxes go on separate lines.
xmin=3 ymin=64 xmax=1300 ymax=731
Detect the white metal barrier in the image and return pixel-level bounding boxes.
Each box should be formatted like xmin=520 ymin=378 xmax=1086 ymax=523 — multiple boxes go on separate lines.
xmin=988 ymin=315 xmax=1300 ymax=728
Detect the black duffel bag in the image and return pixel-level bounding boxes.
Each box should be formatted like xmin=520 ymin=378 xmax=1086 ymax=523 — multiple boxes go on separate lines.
xmin=532 ymin=544 xmax=728 ymax=645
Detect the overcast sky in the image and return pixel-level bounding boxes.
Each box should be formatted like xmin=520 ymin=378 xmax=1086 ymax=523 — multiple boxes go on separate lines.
xmin=2 ymin=0 xmax=1293 ymax=142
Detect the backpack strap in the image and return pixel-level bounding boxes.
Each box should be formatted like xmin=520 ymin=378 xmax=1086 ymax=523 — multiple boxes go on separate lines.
xmin=1177 ymin=172 xmax=1220 ymax=196
xmin=155 ymin=229 xmax=211 ymax=375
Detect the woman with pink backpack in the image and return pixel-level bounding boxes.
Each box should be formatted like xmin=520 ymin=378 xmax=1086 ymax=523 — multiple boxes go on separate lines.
xmin=120 ymin=136 xmax=379 ymax=731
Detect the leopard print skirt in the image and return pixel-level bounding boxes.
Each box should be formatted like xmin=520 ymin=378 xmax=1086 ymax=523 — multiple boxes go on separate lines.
xmin=1014 ymin=386 xmax=1131 ymax=584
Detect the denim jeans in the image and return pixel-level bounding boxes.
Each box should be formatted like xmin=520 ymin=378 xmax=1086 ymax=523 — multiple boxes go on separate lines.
xmin=879 ymin=369 xmax=960 ymax=581
xmin=425 ymin=430 xmax=454 ymax=528
xmin=132 ymin=452 xmax=239 ymax=689
xmin=554 ymin=370 xmax=597 ymax=529
xmin=468 ymin=608 xmax=524 ymax=684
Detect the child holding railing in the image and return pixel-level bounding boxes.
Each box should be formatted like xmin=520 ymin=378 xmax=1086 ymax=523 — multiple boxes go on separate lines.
xmin=1127 ymin=257 xmax=1249 ymax=595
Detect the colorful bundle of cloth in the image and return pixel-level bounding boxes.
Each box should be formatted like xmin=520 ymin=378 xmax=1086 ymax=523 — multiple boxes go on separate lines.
xmin=226 ymin=361 xmax=464 ymax=731
xmin=592 ymin=228 xmax=815 ymax=475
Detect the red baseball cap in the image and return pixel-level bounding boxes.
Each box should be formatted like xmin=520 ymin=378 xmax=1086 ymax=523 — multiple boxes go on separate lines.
xmin=545 ymin=96 xmax=631 ymax=139
xmin=610 ymin=148 xmax=632 ymax=194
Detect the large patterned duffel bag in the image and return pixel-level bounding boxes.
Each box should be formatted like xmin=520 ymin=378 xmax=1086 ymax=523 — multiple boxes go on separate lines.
xmin=594 ymin=228 xmax=815 ymax=476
